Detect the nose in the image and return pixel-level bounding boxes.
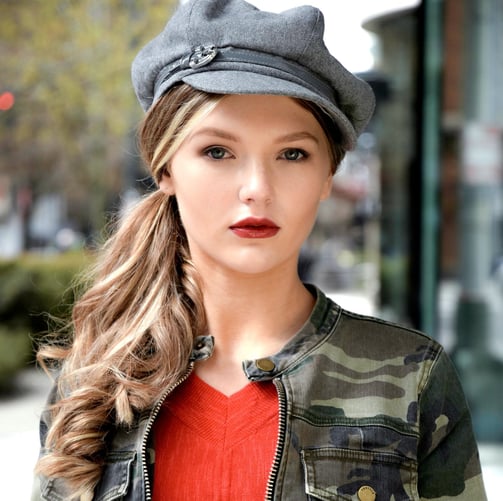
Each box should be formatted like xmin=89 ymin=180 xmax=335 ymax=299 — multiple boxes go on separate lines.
xmin=238 ymin=161 xmax=274 ymax=205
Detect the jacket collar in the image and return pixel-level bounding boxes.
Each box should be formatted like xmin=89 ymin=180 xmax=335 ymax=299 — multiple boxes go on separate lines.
xmin=190 ymin=285 xmax=341 ymax=381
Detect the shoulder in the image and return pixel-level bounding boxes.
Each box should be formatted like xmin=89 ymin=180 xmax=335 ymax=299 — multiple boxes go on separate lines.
xmin=308 ymin=285 xmax=441 ymax=361
xmin=323 ymin=297 xmax=443 ymax=369
xmin=298 ymin=291 xmax=449 ymax=403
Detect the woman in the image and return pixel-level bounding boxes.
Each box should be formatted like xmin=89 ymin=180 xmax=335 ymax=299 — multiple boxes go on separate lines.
xmin=33 ymin=1 xmax=487 ymax=500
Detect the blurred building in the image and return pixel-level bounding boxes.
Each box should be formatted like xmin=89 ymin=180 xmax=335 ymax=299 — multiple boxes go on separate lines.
xmin=364 ymin=0 xmax=503 ymax=442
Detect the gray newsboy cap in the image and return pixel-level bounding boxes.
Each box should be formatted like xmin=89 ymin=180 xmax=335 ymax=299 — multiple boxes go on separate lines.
xmin=131 ymin=0 xmax=375 ymax=150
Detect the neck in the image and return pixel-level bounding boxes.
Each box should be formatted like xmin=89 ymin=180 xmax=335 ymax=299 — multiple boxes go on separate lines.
xmin=206 ymin=269 xmax=312 ymax=346
xmin=193 ymin=265 xmax=315 ymax=395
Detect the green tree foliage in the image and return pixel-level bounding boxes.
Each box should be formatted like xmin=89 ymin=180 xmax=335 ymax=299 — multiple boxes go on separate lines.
xmin=0 ymin=251 xmax=92 ymax=384
xmin=0 ymin=0 xmax=176 ymax=234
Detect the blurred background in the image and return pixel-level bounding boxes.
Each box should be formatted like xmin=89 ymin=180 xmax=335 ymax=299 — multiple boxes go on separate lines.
xmin=1 ymin=0 xmax=502 ymax=498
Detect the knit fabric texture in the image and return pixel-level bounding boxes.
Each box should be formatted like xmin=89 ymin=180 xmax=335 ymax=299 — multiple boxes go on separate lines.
xmin=153 ymin=373 xmax=278 ymax=500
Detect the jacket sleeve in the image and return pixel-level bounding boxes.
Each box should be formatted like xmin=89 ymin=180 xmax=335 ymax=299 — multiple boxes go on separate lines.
xmin=417 ymin=347 xmax=487 ymax=500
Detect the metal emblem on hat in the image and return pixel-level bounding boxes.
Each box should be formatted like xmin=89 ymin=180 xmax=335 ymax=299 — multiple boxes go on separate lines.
xmin=189 ymin=45 xmax=218 ymax=69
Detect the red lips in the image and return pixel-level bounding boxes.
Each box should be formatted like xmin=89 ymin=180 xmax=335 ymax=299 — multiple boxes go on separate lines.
xmin=230 ymin=218 xmax=280 ymax=238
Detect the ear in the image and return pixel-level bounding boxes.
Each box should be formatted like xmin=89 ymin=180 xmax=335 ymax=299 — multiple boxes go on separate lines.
xmin=158 ymin=171 xmax=176 ymax=196
xmin=319 ymin=171 xmax=333 ymax=201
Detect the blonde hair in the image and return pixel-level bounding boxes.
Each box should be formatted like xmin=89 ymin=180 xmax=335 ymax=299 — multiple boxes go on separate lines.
xmin=35 ymin=84 xmax=346 ymax=499
xmin=35 ymin=85 xmax=224 ymax=498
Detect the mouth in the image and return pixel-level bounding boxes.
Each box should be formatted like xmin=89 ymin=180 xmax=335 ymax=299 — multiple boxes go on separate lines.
xmin=230 ymin=218 xmax=280 ymax=239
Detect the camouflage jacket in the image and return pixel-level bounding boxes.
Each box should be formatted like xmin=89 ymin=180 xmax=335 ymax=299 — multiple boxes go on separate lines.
xmin=35 ymin=286 xmax=487 ymax=501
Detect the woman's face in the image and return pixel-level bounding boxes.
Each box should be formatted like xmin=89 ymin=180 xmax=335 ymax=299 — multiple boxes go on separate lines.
xmin=160 ymin=94 xmax=334 ymax=278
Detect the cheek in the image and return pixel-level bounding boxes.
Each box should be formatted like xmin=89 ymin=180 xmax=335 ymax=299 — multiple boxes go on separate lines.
xmin=289 ymin=192 xmax=324 ymax=230
xmin=292 ymin=180 xmax=331 ymax=230
xmin=288 ymin=171 xmax=332 ymax=207
xmin=175 ymin=189 xmax=206 ymax=224
xmin=174 ymin=179 xmax=230 ymax=231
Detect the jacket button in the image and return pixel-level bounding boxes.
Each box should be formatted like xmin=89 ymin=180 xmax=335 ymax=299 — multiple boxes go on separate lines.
xmin=357 ymin=485 xmax=376 ymax=501
xmin=255 ymin=358 xmax=275 ymax=372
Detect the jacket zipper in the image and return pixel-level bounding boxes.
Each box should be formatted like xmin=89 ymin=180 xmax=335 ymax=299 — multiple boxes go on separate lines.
xmin=265 ymin=378 xmax=287 ymax=501
xmin=141 ymin=363 xmax=194 ymax=501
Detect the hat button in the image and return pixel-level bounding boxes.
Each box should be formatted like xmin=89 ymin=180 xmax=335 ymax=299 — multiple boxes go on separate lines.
xmin=357 ymin=485 xmax=376 ymax=501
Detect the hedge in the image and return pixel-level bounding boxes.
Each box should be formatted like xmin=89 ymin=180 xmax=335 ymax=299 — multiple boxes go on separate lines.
xmin=0 ymin=251 xmax=92 ymax=387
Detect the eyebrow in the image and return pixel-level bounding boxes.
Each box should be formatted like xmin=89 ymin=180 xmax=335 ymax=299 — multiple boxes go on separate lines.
xmin=275 ymin=131 xmax=320 ymax=144
xmin=189 ymin=127 xmax=239 ymax=142
xmin=189 ymin=128 xmax=320 ymax=145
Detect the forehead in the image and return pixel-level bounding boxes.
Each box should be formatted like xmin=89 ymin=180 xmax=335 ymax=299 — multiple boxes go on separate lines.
xmin=191 ymin=94 xmax=328 ymax=135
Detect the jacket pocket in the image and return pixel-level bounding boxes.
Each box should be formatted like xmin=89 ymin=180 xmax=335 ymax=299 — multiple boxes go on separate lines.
xmin=300 ymin=447 xmax=419 ymax=501
xmin=93 ymin=451 xmax=136 ymax=501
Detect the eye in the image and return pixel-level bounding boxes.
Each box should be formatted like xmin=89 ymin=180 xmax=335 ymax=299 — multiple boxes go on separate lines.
xmin=204 ymin=146 xmax=230 ymax=160
xmin=281 ymin=148 xmax=309 ymax=161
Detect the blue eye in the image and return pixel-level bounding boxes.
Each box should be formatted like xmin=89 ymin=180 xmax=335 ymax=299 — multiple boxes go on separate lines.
xmin=205 ymin=146 xmax=228 ymax=160
xmin=282 ymin=148 xmax=308 ymax=161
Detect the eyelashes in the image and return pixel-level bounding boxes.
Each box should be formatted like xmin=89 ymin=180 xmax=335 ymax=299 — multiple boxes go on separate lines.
xmin=203 ymin=146 xmax=231 ymax=160
xmin=202 ymin=146 xmax=310 ymax=162
xmin=280 ymin=148 xmax=309 ymax=161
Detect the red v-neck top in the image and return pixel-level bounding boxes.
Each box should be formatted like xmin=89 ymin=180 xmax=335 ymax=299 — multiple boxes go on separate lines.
xmin=152 ymin=373 xmax=279 ymax=500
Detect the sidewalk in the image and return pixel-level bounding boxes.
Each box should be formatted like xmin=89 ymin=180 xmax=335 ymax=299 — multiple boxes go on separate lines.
xmin=1 ymin=367 xmax=501 ymax=500
xmin=0 ymin=367 xmax=52 ymax=500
